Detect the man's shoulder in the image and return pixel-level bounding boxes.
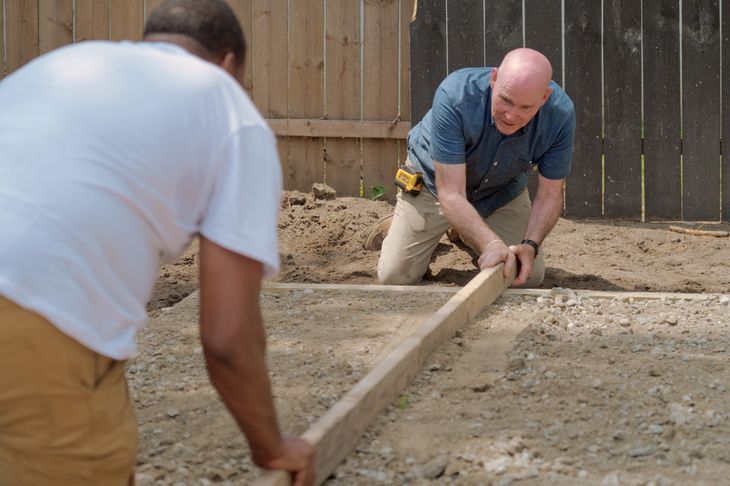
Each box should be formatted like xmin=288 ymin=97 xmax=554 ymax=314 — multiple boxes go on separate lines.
xmin=545 ymin=82 xmax=575 ymax=119
xmin=439 ymin=67 xmax=493 ymax=94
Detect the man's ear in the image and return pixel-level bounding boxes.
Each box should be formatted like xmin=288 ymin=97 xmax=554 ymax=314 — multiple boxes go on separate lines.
xmin=219 ymin=51 xmax=239 ymax=79
xmin=490 ymin=67 xmax=498 ymax=89
xmin=540 ymin=87 xmax=553 ymax=106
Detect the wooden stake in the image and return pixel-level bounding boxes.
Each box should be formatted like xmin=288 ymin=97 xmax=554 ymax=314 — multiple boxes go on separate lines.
xmin=668 ymin=225 xmax=729 ymax=238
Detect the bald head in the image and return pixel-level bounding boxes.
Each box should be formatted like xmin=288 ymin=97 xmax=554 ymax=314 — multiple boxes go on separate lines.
xmin=489 ymin=48 xmax=554 ymax=135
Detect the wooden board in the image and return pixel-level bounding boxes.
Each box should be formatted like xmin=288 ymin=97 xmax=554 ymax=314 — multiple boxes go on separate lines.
xmin=145 ymin=0 xmax=166 ymax=20
xmin=643 ymin=0 xmax=682 ymax=221
xmin=110 ymin=0 xmax=144 ymax=41
xmin=0 ymin=0 xmax=6 ymax=79
xmin=227 ymin=0 xmax=253 ymax=96
xmin=252 ymin=0 xmax=289 ymax=183
xmin=682 ymin=0 xmax=721 ymax=221
xmin=409 ymin=0 xmax=446 ymax=124
xmin=563 ymin=0 xmax=602 ymax=217
xmin=524 ymin=0 xmax=562 ymax=83
xmin=5 ymin=0 xmax=38 ymax=73
xmin=724 ymin=0 xmax=730 ymax=221
xmin=324 ymin=0 xmax=361 ymax=197
xmin=287 ymin=0 xmax=325 ymax=192
xmin=602 ymin=0 xmax=642 ymax=218
xmin=446 ymin=0 xmax=484 ymax=71
xmin=484 ymin=0 xmax=522 ymax=67
xmin=252 ymin=264 xmax=514 ymax=485
xmin=38 ymin=1 xmax=73 ymax=55
xmin=75 ymin=0 xmax=110 ymax=42
xmin=524 ymin=0 xmax=563 ymax=201
xmin=362 ymin=0 xmax=400 ymax=201
xmin=398 ymin=0 xmax=415 ymax=169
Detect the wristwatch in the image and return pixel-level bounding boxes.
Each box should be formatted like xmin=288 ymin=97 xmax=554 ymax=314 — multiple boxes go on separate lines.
xmin=521 ymin=239 xmax=539 ymax=257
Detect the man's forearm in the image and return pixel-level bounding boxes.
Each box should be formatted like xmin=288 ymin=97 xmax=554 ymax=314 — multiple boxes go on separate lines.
xmin=524 ymin=189 xmax=563 ymax=245
xmin=439 ymin=191 xmax=499 ymax=252
xmin=202 ymin=316 xmax=284 ymax=466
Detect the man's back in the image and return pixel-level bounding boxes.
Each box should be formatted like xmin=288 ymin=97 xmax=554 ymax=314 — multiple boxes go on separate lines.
xmin=0 ymin=41 xmax=281 ymax=359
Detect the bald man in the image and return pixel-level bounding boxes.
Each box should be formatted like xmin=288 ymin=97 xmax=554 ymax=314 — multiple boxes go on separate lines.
xmin=367 ymin=48 xmax=575 ymax=287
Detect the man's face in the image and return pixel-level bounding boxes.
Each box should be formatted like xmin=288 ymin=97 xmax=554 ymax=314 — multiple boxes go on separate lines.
xmin=489 ymin=68 xmax=551 ymax=135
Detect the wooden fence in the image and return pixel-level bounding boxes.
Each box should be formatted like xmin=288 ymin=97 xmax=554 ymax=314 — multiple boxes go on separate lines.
xmin=2 ymin=1 xmax=728 ymax=221
xmin=0 ymin=0 xmax=413 ymax=199
xmin=411 ymin=0 xmax=729 ymax=222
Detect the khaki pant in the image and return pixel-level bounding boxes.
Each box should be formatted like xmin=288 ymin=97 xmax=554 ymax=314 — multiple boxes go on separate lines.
xmin=377 ymin=188 xmax=545 ymax=287
xmin=0 ymin=297 xmax=137 ymax=486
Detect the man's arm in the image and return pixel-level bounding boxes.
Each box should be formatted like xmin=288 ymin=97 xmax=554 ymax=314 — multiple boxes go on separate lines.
xmin=510 ymin=174 xmax=564 ymax=286
xmin=434 ymin=161 xmax=517 ymax=279
xmin=198 ymin=236 xmax=315 ymax=485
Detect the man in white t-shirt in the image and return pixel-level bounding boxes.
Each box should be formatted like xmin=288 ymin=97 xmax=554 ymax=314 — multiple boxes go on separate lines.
xmin=0 ymin=1 xmax=315 ymax=484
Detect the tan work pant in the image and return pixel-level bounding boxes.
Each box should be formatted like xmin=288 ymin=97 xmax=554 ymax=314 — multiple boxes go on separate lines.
xmin=0 ymin=297 xmax=137 ymax=486
xmin=377 ymin=188 xmax=545 ymax=287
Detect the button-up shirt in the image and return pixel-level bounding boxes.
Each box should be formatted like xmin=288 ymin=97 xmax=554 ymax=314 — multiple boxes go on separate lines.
xmin=407 ymin=67 xmax=576 ymax=217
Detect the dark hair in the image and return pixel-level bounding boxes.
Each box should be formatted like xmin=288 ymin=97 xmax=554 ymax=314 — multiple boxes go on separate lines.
xmin=144 ymin=0 xmax=246 ymax=68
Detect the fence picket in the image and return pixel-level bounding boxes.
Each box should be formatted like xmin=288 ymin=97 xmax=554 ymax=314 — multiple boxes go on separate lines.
xmin=39 ymin=1 xmax=73 ymax=55
xmin=644 ymin=0 xmax=682 ymax=220
xmin=723 ymin=0 xmax=730 ymax=221
xmin=0 ymin=0 xmax=6 ymax=80
xmin=6 ymin=0 xmax=38 ymax=73
xmin=324 ymin=0 xmax=362 ymax=197
xmin=603 ymin=0 xmax=642 ymax=218
xmin=110 ymin=0 xmax=144 ymax=41
xmin=524 ymin=0 xmax=563 ymax=202
xmin=363 ymin=0 xmax=400 ymax=200
xmin=564 ymin=0 xmax=602 ymax=217
xmin=484 ymin=0 xmax=522 ymax=67
xmin=287 ymin=0 xmax=325 ymax=192
xmin=682 ymin=0 xmax=721 ymax=220
xmin=409 ymin=0 xmax=446 ymax=124
xmin=447 ymin=0 xmax=484 ymax=71
xmin=75 ymin=0 xmax=110 ymax=42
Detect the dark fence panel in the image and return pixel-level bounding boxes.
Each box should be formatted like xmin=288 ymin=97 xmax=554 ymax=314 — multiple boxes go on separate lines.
xmin=409 ymin=0 xmax=446 ymax=124
xmin=723 ymin=0 xmax=730 ymax=221
xmin=603 ymin=0 xmax=642 ymax=218
xmin=484 ymin=0 xmax=523 ymax=67
xmin=644 ymin=0 xmax=682 ymax=221
xmin=447 ymin=1 xmax=484 ymax=71
xmin=682 ymin=0 xmax=721 ymax=220
xmin=564 ymin=0 xmax=603 ymax=217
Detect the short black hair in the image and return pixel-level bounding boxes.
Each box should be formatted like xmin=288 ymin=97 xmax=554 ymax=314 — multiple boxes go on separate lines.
xmin=144 ymin=0 xmax=246 ymax=68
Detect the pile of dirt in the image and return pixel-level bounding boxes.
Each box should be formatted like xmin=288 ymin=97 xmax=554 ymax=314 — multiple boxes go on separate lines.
xmin=149 ymin=190 xmax=730 ymax=314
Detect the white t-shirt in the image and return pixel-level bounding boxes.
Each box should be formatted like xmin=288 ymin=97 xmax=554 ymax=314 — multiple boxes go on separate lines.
xmin=0 ymin=41 xmax=282 ymax=359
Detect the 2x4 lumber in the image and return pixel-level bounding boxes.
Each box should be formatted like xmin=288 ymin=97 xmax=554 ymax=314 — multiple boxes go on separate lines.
xmin=252 ymin=264 xmax=513 ymax=485
xmin=267 ymin=119 xmax=410 ymax=140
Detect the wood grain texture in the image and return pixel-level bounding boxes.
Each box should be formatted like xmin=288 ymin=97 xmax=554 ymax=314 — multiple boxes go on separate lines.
xmin=252 ymin=0 xmax=289 ymax=172
xmin=253 ymin=265 xmax=514 ymax=486
xmin=484 ymin=0 xmax=522 ymax=67
xmin=447 ymin=0 xmax=484 ymax=71
xmin=524 ymin=0 xmax=563 ymax=201
xmin=563 ymin=0 xmax=602 ymax=217
xmin=227 ymin=0 xmax=253 ymax=95
xmin=75 ymin=0 xmax=110 ymax=42
xmin=723 ymin=0 xmax=730 ymax=221
xmin=362 ymin=0 xmax=400 ymax=200
xmin=603 ymin=0 xmax=642 ymax=218
xmin=643 ymin=0 xmax=682 ymax=220
xmin=682 ymin=0 xmax=721 ymax=221
xmin=110 ymin=0 xmax=144 ymax=41
xmin=324 ymin=0 xmax=361 ymax=197
xmin=524 ymin=0 xmax=562 ymax=82
xmin=0 ymin=0 xmax=6 ymax=79
xmin=5 ymin=0 xmax=38 ymax=73
xmin=39 ymin=0 xmax=73 ymax=54
xmin=409 ymin=0 xmax=446 ymax=124
xmin=287 ymin=0 xmax=325 ymax=191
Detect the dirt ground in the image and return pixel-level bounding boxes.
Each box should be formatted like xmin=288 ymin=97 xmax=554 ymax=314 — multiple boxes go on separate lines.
xmin=136 ymin=191 xmax=730 ymax=484
xmin=149 ymin=191 xmax=730 ymax=315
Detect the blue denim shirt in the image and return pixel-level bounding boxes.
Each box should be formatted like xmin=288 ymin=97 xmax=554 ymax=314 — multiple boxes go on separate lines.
xmin=407 ymin=67 xmax=575 ymax=217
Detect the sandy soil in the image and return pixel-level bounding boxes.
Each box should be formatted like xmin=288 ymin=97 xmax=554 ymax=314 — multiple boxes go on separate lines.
xmin=149 ymin=191 xmax=730 ymax=316
xmin=135 ymin=190 xmax=730 ymax=484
